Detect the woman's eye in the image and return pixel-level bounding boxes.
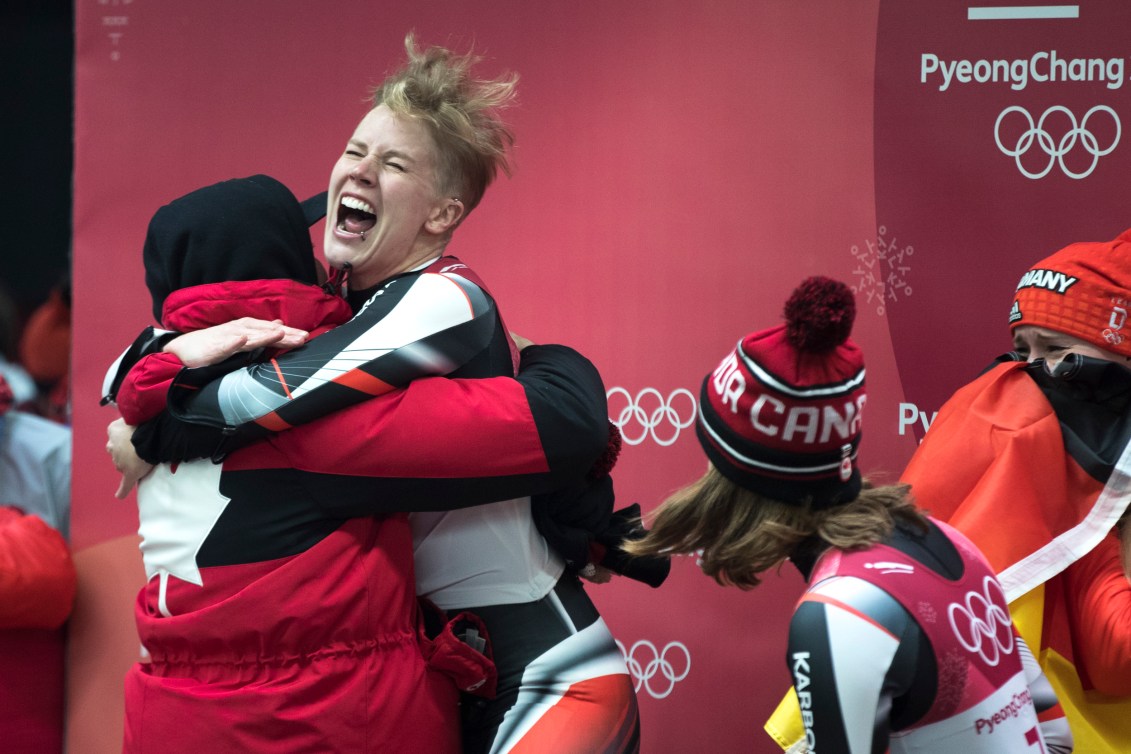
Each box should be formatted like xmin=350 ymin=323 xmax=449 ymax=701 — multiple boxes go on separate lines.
xmin=345 ymin=150 xmax=363 ymax=158
xmin=385 ymin=161 xmax=405 ymax=172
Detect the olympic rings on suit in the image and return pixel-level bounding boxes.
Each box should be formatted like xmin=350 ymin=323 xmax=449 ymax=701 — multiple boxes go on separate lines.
xmin=947 ymin=575 xmax=1014 ymax=667
xmin=616 ymin=639 xmax=692 ymax=700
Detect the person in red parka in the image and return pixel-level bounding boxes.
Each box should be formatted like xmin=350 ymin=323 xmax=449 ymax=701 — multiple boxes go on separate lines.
xmin=0 ymin=374 xmax=76 ymax=754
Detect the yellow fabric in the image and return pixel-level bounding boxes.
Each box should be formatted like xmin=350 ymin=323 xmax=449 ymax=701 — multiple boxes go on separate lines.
xmin=1007 ymin=585 xmax=1043 ymax=651
xmin=1016 ymin=585 xmax=1131 ymax=754
xmin=764 ymin=687 xmax=803 ymax=751
xmin=1040 ymin=648 xmax=1131 ymax=754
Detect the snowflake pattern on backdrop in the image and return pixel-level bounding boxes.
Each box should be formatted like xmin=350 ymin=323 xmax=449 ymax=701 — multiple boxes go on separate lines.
xmin=850 ymin=225 xmax=914 ymax=316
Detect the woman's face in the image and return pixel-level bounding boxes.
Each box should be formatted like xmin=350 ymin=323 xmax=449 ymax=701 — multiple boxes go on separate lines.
xmin=323 ymin=105 xmax=461 ymax=289
xmin=1012 ymin=325 xmax=1122 ymax=369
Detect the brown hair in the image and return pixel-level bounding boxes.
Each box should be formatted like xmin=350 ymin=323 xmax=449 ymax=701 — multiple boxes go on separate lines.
xmin=623 ymin=465 xmax=927 ymax=589
xmin=372 ymin=34 xmax=517 ymax=217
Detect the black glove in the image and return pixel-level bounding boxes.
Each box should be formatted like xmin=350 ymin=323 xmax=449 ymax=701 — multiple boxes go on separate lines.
xmin=594 ymin=502 xmax=670 ymax=588
xmin=531 ymin=421 xmax=670 ymax=588
xmin=532 ymin=480 xmax=670 ymax=588
xmin=531 ymin=475 xmax=614 ymax=574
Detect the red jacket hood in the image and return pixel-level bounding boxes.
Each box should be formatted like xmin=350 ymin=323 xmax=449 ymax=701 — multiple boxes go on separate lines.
xmin=161 ymin=279 xmax=352 ymax=337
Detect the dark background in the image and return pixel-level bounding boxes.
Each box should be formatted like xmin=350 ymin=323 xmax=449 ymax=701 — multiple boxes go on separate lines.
xmin=1 ymin=0 xmax=73 ymax=320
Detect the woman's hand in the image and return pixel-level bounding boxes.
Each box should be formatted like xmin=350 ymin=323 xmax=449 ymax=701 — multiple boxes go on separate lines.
xmin=165 ymin=318 xmax=308 ymax=367
xmin=579 ymin=563 xmax=615 ymax=585
xmin=106 ymin=418 xmax=154 ymax=499
xmin=510 ymin=332 xmax=535 ymax=352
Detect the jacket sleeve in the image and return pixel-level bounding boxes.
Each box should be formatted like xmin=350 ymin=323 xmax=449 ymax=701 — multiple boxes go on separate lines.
xmin=116 ymin=352 xmax=185 ymax=425
xmin=101 ymin=326 xmax=181 ymax=408
xmin=1063 ymin=530 xmax=1131 ymax=695
xmin=0 ymin=507 xmax=76 ymax=629
xmin=134 ymin=344 xmax=610 ymax=511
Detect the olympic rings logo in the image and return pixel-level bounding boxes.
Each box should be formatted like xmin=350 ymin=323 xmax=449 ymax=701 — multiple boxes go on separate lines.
xmin=947 ymin=576 xmax=1014 ymax=667
xmin=994 ymin=105 xmax=1120 ymax=180
xmin=607 ymin=387 xmax=697 ymax=447
xmin=616 ymin=639 xmax=691 ymax=699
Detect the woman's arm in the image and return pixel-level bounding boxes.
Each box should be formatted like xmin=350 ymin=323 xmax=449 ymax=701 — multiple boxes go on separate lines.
xmin=166 ymin=271 xmax=497 ymax=434
xmin=1063 ymin=530 xmax=1131 ymax=695
xmin=121 ymin=345 xmax=609 ymax=510
xmin=108 ymin=268 xmax=498 ymax=481
xmin=787 ymin=578 xmax=910 ymax=754
xmin=105 ymin=318 xmax=310 ymax=425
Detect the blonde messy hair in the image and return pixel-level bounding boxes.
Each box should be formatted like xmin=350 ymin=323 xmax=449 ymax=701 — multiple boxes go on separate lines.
xmin=623 ymin=465 xmax=927 ymax=590
xmin=372 ymin=33 xmax=517 ymax=216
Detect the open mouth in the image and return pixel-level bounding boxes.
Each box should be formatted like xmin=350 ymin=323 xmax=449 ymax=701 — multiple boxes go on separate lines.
xmin=337 ymin=196 xmax=376 ymax=236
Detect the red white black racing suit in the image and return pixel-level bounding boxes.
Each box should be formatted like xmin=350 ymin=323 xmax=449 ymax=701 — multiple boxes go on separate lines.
xmin=788 ymin=517 xmax=1071 ymax=754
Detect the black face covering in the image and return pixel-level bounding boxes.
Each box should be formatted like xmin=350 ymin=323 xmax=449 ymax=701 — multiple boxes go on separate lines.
xmin=1022 ymin=353 xmax=1131 ymax=482
xmin=1031 ymin=353 xmax=1131 ymax=407
xmin=142 ymin=175 xmax=320 ymax=322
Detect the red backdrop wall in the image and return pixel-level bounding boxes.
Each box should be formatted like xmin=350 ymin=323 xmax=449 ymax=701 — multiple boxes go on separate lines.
xmin=71 ymin=1 xmax=1130 ymax=751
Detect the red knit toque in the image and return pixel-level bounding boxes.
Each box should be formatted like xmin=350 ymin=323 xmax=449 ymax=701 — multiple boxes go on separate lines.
xmin=696 ymin=277 xmax=866 ymax=508
xmin=1010 ymin=228 xmax=1131 ymax=359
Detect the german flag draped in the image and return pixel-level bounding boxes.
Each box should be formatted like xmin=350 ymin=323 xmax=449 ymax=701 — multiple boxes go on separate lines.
xmin=766 ymin=358 xmax=1131 ymax=753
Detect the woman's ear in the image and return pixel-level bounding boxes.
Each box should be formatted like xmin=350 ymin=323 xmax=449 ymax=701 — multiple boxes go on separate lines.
xmin=425 ymin=198 xmax=464 ymax=235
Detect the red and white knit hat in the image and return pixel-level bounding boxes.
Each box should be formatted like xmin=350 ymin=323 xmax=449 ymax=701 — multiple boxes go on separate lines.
xmin=696 ymin=277 xmax=866 ymax=509
xmin=1010 ymin=228 xmax=1131 ymax=359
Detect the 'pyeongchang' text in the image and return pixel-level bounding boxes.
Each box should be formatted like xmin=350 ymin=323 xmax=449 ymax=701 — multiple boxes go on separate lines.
xmin=974 ymin=690 xmax=1034 ymax=735
xmin=921 ymin=50 xmax=1125 ymax=91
